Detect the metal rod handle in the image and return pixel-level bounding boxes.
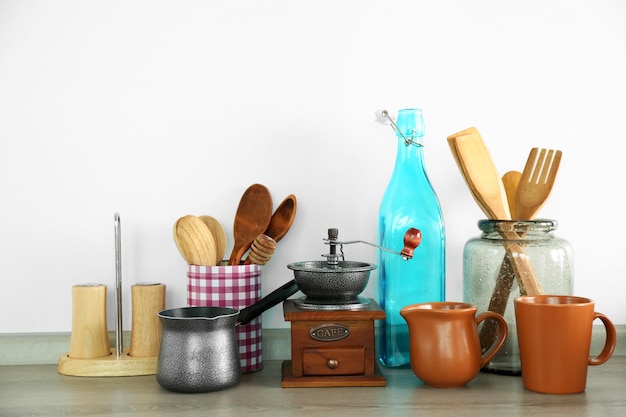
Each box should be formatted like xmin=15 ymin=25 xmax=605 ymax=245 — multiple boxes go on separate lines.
xmin=114 ymin=212 xmax=123 ymax=359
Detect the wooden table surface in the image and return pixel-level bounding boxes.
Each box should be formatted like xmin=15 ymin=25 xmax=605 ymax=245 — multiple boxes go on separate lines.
xmin=1 ymin=357 xmax=625 ymax=417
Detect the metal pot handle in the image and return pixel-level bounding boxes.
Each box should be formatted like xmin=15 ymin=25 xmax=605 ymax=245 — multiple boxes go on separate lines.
xmin=237 ymin=279 xmax=299 ymax=325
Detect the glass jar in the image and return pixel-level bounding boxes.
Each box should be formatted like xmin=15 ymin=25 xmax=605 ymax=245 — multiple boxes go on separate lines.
xmin=463 ymin=219 xmax=573 ymax=375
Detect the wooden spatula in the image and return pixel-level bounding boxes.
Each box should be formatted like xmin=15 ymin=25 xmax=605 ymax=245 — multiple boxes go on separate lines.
xmin=450 ymin=132 xmax=511 ymax=220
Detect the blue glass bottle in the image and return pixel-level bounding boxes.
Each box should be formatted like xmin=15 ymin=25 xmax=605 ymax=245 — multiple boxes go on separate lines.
xmin=377 ymin=108 xmax=446 ymax=368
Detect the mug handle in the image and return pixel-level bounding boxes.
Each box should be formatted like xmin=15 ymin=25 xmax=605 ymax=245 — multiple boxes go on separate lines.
xmin=588 ymin=312 xmax=617 ymax=366
xmin=475 ymin=312 xmax=508 ymax=368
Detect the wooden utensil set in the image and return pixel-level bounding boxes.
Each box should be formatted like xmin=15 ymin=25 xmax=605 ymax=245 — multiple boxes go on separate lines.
xmin=447 ymin=127 xmax=562 ymax=349
xmin=173 ymin=184 xmax=297 ymax=267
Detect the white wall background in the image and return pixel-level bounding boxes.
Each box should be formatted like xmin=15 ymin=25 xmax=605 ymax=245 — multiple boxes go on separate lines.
xmin=1 ymin=0 xmax=625 ymax=333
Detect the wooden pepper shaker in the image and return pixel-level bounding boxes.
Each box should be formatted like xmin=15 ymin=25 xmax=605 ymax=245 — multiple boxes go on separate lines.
xmin=128 ymin=282 xmax=166 ymax=357
xmin=68 ymin=284 xmax=110 ymax=359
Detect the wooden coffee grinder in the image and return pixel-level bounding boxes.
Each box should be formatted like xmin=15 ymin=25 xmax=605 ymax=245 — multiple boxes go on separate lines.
xmin=281 ymin=228 xmax=421 ymax=387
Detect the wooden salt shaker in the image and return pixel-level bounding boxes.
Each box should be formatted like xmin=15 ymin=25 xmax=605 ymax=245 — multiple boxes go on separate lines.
xmin=129 ymin=283 xmax=166 ymax=357
xmin=68 ymin=284 xmax=110 ymax=359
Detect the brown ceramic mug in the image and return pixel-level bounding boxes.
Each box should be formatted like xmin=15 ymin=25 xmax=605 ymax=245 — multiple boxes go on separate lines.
xmin=400 ymin=302 xmax=508 ymax=388
xmin=514 ymin=295 xmax=616 ymax=394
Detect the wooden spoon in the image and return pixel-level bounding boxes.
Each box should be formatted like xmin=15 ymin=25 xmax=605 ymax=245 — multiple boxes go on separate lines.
xmin=502 ymin=171 xmax=522 ymax=220
xmin=199 ymin=215 xmax=227 ymax=264
xmin=265 ymin=194 xmax=297 ymax=242
xmin=242 ymin=194 xmax=297 ymax=264
xmin=173 ymin=215 xmax=217 ymax=266
xmin=228 ymin=184 xmax=273 ymax=266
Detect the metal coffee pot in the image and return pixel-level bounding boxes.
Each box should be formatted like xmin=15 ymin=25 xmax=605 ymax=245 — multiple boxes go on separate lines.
xmin=157 ymin=280 xmax=298 ymax=393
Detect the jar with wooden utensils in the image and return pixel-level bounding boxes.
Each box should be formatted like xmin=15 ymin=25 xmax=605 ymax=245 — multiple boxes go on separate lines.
xmin=464 ymin=219 xmax=574 ymax=375
xmin=446 ymin=127 xmax=572 ymax=375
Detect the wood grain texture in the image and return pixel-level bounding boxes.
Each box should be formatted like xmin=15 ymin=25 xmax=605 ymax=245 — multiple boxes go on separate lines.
xmin=228 ymin=184 xmax=273 ymax=265
xmin=243 ymin=234 xmax=276 ymax=265
xmin=58 ymin=348 xmax=157 ymax=376
xmin=198 ymin=215 xmax=227 ymax=264
xmin=452 ymin=133 xmax=511 ymax=220
xmin=129 ymin=284 xmax=165 ymax=358
xmin=68 ymin=285 xmax=110 ymax=359
xmin=516 ymin=148 xmax=563 ymax=221
xmin=502 ymin=170 xmax=521 ymax=220
xmin=173 ymin=215 xmax=217 ymax=266
xmin=282 ymin=300 xmax=384 ymax=387
xmin=264 ymin=194 xmax=297 ymax=242
xmin=3 ymin=358 xmax=624 ymax=416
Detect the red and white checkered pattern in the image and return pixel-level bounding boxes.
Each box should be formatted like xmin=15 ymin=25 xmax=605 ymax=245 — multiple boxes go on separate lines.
xmin=187 ymin=264 xmax=262 ymax=374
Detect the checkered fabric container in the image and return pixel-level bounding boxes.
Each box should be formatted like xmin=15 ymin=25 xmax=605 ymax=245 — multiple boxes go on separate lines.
xmin=187 ymin=264 xmax=262 ymax=373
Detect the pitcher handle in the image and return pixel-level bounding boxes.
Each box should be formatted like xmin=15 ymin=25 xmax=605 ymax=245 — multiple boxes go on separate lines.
xmin=475 ymin=311 xmax=508 ymax=368
xmin=588 ymin=312 xmax=616 ymax=366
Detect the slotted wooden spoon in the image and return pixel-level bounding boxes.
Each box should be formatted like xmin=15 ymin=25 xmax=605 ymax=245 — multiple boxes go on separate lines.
xmin=516 ymin=148 xmax=562 ymax=221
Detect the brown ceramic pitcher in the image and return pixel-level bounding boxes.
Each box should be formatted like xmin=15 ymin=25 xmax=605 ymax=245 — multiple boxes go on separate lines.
xmin=400 ymin=302 xmax=508 ymax=388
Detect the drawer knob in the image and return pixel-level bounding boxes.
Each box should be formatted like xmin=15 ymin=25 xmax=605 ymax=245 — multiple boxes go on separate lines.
xmin=327 ymin=359 xmax=339 ymax=369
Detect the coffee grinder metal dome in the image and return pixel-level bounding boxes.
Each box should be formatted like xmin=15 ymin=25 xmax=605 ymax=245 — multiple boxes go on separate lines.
xmin=287 ymin=228 xmax=420 ymax=310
